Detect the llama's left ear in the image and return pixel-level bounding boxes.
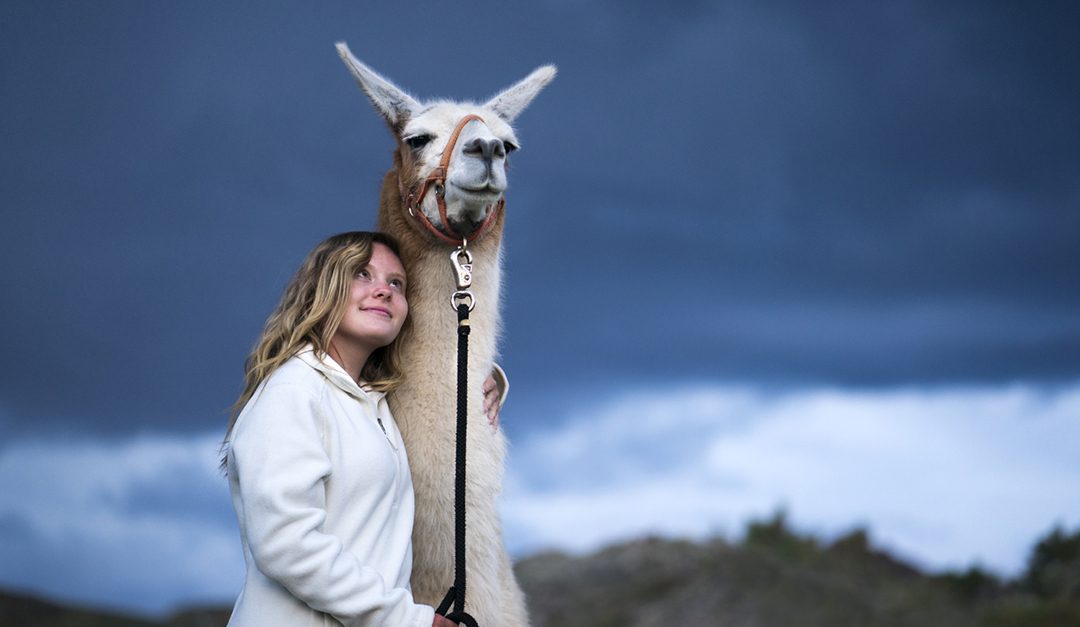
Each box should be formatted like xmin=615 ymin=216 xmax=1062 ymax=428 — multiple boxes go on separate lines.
xmin=484 ymin=65 xmax=557 ymax=123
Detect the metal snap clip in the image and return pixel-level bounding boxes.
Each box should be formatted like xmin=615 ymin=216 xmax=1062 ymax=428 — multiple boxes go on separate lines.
xmin=451 ymin=290 xmax=476 ymax=311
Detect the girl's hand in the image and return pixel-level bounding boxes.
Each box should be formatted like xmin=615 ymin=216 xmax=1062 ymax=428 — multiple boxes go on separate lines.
xmin=433 ymin=614 xmax=458 ymax=627
xmin=482 ymin=373 xmax=502 ymax=431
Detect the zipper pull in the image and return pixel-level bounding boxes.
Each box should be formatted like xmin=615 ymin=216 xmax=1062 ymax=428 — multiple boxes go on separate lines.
xmin=376 ymin=416 xmax=398 ymax=451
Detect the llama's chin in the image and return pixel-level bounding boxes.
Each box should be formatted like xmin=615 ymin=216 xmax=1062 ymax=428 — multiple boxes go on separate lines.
xmin=445 ymin=189 xmax=503 ymax=222
xmin=447 ymin=203 xmax=499 ymax=235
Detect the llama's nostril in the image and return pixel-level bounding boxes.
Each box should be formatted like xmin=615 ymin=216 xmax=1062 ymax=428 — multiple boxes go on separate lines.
xmin=463 ymin=137 xmax=499 ymax=162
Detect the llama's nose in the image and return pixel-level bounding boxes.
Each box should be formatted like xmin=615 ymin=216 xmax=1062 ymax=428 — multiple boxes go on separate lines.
xmin=462 ymin=137 xmax=505 ymax=162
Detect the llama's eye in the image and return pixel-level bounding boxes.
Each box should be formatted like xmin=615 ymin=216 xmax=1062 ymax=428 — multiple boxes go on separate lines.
xmin=503 ymin=141 xmax=518 ymax=154
xmin=405 ymin=134 xmax=432 ymax=150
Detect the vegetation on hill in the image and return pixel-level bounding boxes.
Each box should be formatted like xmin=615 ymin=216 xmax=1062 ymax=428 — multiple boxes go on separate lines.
xmin=515 ymin=512 xmax=1080 ymax=627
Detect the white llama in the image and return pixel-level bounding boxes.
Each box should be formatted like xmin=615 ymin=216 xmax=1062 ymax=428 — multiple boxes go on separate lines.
xmin=336 ymin=43 xmax=554 ymax=626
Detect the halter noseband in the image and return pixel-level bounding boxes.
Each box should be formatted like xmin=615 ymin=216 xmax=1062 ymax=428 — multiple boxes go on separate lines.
xmin=399 ymin=114 xmax=505 ymax=246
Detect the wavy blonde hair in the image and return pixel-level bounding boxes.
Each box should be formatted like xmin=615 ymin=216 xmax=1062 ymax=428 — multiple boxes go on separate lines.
xmin=224 ymin=231 xmax=410 ymax=441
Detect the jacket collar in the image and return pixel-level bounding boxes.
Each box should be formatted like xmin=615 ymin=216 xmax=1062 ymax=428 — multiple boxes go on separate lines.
xmin=295 ymin=345 xmax=386 ymax=404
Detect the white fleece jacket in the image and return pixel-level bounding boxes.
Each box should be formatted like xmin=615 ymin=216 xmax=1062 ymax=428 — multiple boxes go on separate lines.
xmin=225 ymin=347 xmax=435 ymax=627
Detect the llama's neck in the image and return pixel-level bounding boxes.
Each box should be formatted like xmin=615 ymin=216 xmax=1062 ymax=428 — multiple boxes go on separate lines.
xmin=377 ymin=168 xmax=505 ymax=434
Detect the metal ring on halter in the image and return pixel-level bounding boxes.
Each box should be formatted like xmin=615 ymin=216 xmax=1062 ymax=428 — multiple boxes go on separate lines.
xmin=451 ymin=290 xmax=475 ymax=311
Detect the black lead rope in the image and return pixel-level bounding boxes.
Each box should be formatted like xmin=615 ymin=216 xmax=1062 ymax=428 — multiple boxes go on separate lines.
xmin=437 ymin=246 xmax=479 ymax=627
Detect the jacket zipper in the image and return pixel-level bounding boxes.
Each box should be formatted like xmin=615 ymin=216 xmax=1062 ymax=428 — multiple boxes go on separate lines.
xmin=375 ymin=416 xmax=397 ymax=451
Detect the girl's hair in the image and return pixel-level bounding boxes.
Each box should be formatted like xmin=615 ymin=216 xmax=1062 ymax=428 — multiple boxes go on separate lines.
xmin=223 ymin=231 xmax=410 ymax=441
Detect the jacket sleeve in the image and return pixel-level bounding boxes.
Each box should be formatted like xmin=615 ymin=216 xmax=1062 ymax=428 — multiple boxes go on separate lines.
xmin=229 ymin=382 xmax=435 ymax=627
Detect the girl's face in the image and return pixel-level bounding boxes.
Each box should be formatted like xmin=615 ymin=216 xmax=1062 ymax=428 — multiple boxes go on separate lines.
xmin=334 ymin=243 xmax=408 ymax=352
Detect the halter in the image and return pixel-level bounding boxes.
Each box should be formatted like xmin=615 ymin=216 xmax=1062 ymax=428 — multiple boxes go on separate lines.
xmin=398 ymin=114 xmax=506 ymax=246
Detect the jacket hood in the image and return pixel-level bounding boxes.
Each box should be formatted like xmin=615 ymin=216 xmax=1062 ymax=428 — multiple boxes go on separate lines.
xmin=295 ymin=345 xmax=386 ymax=404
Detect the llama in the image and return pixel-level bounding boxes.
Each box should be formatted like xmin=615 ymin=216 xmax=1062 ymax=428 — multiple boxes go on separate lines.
xmin=335 ymin=43 xmax=554 ymax=626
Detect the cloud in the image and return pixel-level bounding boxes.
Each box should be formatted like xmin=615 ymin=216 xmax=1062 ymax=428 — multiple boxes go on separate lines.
xmin=0 ymin=432 xmax=242 ymax=615
xmin=501 ymin=382 xmax=1080 ymax=576
xmin=2 ymin=381 xmax=1079 ymax=614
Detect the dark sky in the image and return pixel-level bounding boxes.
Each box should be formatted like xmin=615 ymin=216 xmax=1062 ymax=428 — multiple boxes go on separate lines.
xmin=2 ymin=0 xmax=1078 ymax=438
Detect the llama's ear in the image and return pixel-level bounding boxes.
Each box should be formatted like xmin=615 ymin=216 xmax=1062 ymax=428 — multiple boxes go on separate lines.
xmin=336 ymin=42 xmax=420 ymax=129
xmin=484 ymin=65 xmax=556 ymax=123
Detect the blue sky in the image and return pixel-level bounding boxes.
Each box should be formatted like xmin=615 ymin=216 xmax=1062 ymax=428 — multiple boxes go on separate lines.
xmin=1 ymin=0 xmax=1079 ymax=616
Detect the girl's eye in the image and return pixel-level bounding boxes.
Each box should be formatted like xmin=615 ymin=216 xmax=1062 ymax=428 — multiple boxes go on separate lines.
xmin=390 ymin=278 xmax=405 ymax=289
xmin=356 ymin=269 xmax=371 ymax=280
xmin=405 ymin=134 xmax=432 ymax=150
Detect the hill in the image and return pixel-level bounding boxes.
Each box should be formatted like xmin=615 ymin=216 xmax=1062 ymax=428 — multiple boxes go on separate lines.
xmin=514 ymin=513 xmax=1080 ymax=627
xmin=0 ymin=590 xmax=227 ymax=627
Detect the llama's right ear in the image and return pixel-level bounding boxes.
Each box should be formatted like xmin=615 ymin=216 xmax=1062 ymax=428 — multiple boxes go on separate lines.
xmin=336 ymin=42 xmax=420 ymax=129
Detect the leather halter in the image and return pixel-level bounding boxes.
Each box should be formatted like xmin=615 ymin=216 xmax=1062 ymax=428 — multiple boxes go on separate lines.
xmin=398 ymin=114 xmax=505 ymax=246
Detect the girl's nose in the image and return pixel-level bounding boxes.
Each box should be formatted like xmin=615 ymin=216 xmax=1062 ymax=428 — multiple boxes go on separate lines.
xmin=373 ymin=282 xmax=392 ymax=299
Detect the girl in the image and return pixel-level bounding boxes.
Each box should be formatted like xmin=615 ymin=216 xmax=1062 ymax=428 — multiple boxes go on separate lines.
xmin=223 ymin=231 xmax=459 ymax=626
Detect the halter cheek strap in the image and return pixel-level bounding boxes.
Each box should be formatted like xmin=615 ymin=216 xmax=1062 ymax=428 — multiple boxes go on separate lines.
xmin=399 ymin=114 xmax=506 ymax=246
